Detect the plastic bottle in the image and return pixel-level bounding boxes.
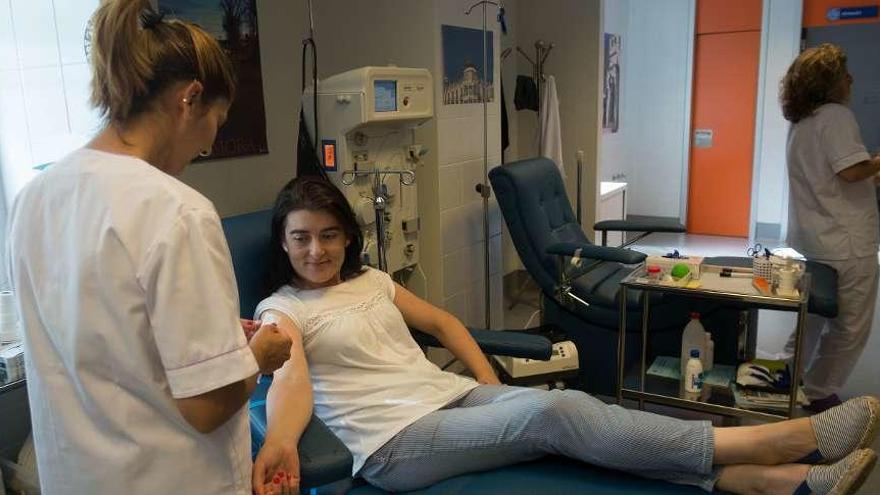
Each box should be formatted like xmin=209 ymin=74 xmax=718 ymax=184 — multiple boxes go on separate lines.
xmin=684 ymin=349 xmax=704 ymax=394
xmin=680 ymin=312 xmax=707 ymax=378
xmin=705 ymin=336 xmax=714 ymax=372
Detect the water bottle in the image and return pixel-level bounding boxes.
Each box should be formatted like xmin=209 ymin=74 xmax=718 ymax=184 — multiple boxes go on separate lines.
xmin=685 ymin=349 xmax=704 ymax=394
xmin=680 ymin=313 xmax=707 ymax=377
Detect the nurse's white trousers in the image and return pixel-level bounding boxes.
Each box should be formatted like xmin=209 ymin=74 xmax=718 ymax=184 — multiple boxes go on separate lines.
xmin=785 ymin=255 xmax=879 ymax=400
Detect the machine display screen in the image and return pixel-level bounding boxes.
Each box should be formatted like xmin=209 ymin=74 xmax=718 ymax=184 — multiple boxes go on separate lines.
xmin=374 ymin=80 xmax=397 ymax=112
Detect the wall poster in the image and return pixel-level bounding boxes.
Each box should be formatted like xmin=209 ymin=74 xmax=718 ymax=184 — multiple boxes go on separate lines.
xmin=442 ymin=25 xmax=494 ymax=105
xmin=158 ymin=0 xmax=269 ymax=160
xmin=603 ymin=32 xmax=621 ymax=133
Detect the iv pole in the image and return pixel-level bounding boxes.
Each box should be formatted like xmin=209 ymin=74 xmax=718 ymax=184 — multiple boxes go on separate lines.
xmin=465 ymin=0 xmax=503 ymax=330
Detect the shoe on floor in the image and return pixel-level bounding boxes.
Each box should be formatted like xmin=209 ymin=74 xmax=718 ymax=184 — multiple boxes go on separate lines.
xmin=799 ymin=396 xmax=880 ymax=464
xmin=794 ymin=449 xmax=877 ymax=495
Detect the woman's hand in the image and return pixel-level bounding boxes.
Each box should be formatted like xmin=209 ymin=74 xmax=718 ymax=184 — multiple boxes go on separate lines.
xmin=249 ymin=323 xmax=291 ymax=374
xmin=253 ymin=439 xmax=300 ymax=495
xmin=476 ymin=373 xmax=502 ymax=385
xmin=241 ymin=319 xmax=261 ymax=341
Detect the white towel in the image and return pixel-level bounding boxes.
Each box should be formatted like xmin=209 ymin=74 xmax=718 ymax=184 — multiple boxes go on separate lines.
xmin=539 ymin=75 xmax=565 ymax=178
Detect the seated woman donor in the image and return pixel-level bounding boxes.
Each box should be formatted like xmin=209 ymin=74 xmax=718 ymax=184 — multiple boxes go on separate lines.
xmin=251 ymin=177 xmax=879 ymax=495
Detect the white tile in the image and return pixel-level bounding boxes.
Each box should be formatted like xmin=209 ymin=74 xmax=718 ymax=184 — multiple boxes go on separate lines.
xmin=21 ymin=66 xmax=68 ymax=136
xmin=489 ymin=233 xmax=502 ymax=276
xmin=0 ymin=1 xmax=18 ymax=70
xmin=465 ymin=275 xmax=485 ymax=329
xmin=10 ymin=0 xmax=59 ymax=68
xmin=460 ymin=158 xmax=486 ymax=205
xmin=490 ymin=273 xmax=504 ymax=330
xmin=30 ymin=131 xmax=85 ymax=168
xmin=488 ymin=195 xmax=503 ymax=236
xmin=0 ymin=73 xmax=37 ymax=197
xmin=438 ymin=164 xmax=461 ymax=211
xmin=441 ymin=201 xmax=485 ymax=254
xmin=53 ymin=0 xmax=98 ymax=65
xmin=437 ymin=116 xmax=482 ymax=165
xmin=442 ymin=243 xmax=485 ymax=298
xmin=466 ymin=270 xmax=503 ymax=329
xmin=62 ymin=63 xmax=101 ymax=136
xmin=443 ymin=291 xmax=468 ymax=323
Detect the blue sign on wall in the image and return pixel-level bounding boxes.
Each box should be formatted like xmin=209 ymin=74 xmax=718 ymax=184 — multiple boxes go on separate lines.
xmin=827 ymin=6 xmax=879 ymax=21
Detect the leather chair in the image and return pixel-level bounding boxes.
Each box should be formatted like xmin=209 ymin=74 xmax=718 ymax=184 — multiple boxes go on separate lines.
xmin=220 ymin=208 xmax=704 ymax=494
xmin=489 ymin=157 xmax=699 ymax=395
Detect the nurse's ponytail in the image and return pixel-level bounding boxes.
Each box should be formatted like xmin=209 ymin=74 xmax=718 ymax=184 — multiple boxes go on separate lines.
xmin=89 ymin=0 xmax=236 ymax=123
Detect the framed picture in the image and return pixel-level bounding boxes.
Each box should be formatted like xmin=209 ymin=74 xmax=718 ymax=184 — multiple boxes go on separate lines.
xmin=442 ymin=25 xmax=494 ymax=105
xmin=159 ymin=0 xmax=269 ymax=160
xmin=603 ymin=33 xmax=621 ymax=133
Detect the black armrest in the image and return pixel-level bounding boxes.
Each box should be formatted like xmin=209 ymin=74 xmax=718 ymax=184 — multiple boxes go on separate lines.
xmin=412 ymin=328 xmax=552 ymax=360
xmin=297 ymin=414 xmax=354 ymax=488
xmin=593 ymin=218 xmax=686 ymax=233
xmin=546 ymin=242 xmax=646 ymax=265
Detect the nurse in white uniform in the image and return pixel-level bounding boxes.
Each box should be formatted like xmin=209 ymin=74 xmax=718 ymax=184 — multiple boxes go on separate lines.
xmin=7 ymin=1 xmax=292 ymax=493
xmin=781 ymin=43 xmax=880 ymax=412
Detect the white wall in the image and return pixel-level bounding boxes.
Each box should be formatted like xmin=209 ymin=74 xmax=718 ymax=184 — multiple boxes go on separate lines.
xmin=599 ymin=0 xmax=695 ymax=220
xmin=514 ymin=0 xmax=602 ymax=231
xmin=599 ymin=0 xmax=630 ymax=183
xmin=751 ymin=0 xmax=802 ymax=238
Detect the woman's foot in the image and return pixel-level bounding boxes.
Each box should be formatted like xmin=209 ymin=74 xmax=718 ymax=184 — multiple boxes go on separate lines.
xmin=716 ymin=450 xmax=876 ymax=495
xmin=797 ymin=449 xmax=877 ymax=495
xmin=801 ymin=396 xmax=880 ymax=464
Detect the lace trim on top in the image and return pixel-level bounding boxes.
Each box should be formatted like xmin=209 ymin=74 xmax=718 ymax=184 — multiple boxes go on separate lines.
xmin=300 ymin=289 xmax=385 ymax=345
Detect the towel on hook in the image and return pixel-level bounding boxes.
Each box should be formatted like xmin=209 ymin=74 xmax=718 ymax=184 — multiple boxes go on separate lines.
xmin=540 ymin=75 xmax=565 ymax=178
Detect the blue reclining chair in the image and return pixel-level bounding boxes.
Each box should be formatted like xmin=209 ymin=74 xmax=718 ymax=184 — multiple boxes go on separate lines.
xmin=221 ymin=208 xmax=707 ymax=494
xmin=489 ymin=157 xmax=696 ymax=395
xmin=489 ymin=157 xmax=841 ymax=397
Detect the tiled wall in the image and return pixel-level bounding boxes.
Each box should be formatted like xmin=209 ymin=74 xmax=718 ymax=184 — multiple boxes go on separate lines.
xmin=433 ymin=2 xmax=504 ymax=330
xmin=0 ymin=0 xmax=101 ymax=204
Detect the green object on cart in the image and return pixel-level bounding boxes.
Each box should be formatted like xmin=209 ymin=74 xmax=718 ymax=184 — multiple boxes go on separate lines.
xmin=671 ymin=263 xmax=690 ymax=280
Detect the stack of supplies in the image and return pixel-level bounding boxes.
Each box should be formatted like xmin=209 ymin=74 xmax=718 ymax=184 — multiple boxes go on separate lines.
xmin=733 ymin=359 xmax=806 ymax=411
xmin=0 ymin=342 xmax=24 ymax=385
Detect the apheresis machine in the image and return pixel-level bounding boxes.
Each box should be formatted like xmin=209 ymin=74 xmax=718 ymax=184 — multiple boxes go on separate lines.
xmin=303 ymin=66 xmax=432 ymax=279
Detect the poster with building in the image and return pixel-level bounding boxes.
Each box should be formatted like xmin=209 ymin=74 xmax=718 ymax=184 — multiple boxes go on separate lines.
xmin=603 ymin=33 xmax=621 ymax=133
xmin=158 ymin=0 xmax=269 ymax=159
xmin=442 ymin=25 xmax=494 ymax=105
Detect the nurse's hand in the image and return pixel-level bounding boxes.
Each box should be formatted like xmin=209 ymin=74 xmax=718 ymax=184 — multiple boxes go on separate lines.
xmin=249 ymin=323 xmax=292 ymax=374
xmin=253 ymin=440 xmax=300 ymax=495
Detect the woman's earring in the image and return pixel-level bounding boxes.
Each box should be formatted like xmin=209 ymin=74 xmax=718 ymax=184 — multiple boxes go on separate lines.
xmin=199 ymin=150 xmax=211 ymax=157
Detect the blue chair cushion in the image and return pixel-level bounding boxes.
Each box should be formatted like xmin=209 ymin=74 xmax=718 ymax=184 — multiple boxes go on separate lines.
xmin=345 ymin=456 xmax=705 ymax=495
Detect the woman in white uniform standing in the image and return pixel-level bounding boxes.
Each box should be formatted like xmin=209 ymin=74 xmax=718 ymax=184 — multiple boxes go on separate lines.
xmin=6 ymin=1 xmax=292 ymax=493
xmin=781 ymin=43 xmax=880 ymax=413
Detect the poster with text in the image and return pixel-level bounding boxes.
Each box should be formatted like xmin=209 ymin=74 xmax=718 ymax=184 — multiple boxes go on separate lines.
xmin=442 ymin=25 xmax=494 ymax=105
xmin=603 ymin=33 xmax=621 ymax=133
xmin=159 ymin=0 xmax=269 ymax=159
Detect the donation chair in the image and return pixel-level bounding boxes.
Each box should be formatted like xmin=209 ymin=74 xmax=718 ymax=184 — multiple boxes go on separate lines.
xmin=489 ymin=157 xmax=697 ymax=395
xmin=489 ymin=157 xmax=841 ymax=397
xmin=221 ymin=208 xmax=705 ymax=494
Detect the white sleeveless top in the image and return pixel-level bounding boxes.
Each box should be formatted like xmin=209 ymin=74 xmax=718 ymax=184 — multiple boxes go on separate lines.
xmin=255 ymin=268 xmax=477 ymax=474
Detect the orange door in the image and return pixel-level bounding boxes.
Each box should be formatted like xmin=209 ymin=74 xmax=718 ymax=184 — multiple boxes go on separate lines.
xmin=687 ymin=0 xmax=761 ymax=236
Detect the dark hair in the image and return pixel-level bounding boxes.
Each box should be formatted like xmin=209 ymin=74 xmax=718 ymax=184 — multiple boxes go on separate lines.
xmin=780 ymin=43 xmax=848 ymax=123
xmin=266 ymin=177 xmax=365 ymax=294
xmin=89 ymin=0 xmax=237 ymax=123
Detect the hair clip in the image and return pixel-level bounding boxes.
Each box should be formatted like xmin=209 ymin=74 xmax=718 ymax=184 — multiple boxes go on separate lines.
xmin=141 ymin=11 xmax=166 ymax=31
